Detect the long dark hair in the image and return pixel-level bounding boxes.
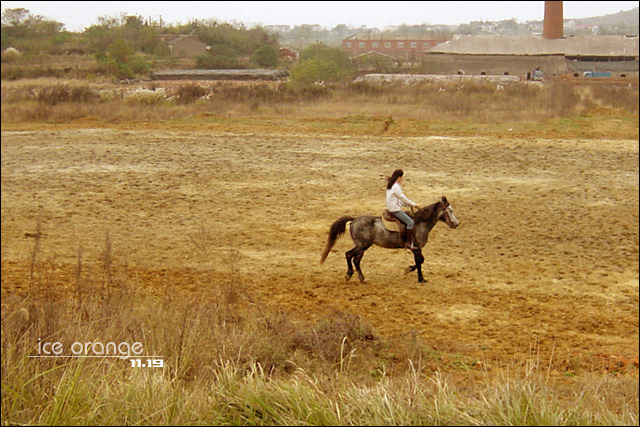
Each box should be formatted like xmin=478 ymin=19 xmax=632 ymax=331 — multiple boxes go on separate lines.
xmin=386 ymin=169 xmax=404 ymax=189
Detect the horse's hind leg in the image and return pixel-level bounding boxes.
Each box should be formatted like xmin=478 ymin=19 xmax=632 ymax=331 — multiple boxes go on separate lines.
xmin=344 ymin=247 xmax=357 ymax=281
xmin=353 ymin=248 xmax=368 ymax=283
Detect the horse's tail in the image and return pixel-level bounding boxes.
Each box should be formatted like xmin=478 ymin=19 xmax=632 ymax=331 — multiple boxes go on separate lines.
xmin=320 ymin=216 xmax=354 ymax=264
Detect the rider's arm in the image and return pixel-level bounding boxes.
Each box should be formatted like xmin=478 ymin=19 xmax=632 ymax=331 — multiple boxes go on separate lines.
xmin=392 ymin=183 xmax=416 ymax=208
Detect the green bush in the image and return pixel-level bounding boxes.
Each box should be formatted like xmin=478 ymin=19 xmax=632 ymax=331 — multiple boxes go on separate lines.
xmin=252 ymin=45 xmax=279 ymax=68
xmin=289 ymin=58 xmax=340 ymax=87
xmin=93 ymin=40 xmax=150 ymax=79
xmin=300 ymin=44 xmax=355 ymax=73
xmin=129 ymin=55 xmax=150 ymax=75
xmin=290 ymin=44 xmax=358 ymax=87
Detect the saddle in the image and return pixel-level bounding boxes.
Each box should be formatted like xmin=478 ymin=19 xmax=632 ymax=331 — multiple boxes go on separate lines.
xmin=381 ymin=210 xmax=406 ymax=235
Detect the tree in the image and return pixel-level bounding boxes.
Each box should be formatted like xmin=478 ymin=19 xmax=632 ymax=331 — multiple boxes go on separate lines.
xmin=96 ymin=39 xmax=149 ymax=79
xmin=497 ymin=19 xmax=519 ymax=35
xmin=293 ymin=25 xmax=312 ymax=49
xmin=290 ymin=43 xmax=357 ymax=86
xmin=289 ymin=58 xmax=340 ymax=86
xmin=300 ymin=43 xmax=353 ymax=70
xmin=252 ymin=45 xmax=278 ymax=67
xmin=456 ymin=23 xmax=477 ymax=35
xmin=1 ymin=8 xmax=66 ymax=52
xmin=84 ymin=14 xmax=161 ymax=55
xmin=176 ymin=19 xmax=277 ymax=58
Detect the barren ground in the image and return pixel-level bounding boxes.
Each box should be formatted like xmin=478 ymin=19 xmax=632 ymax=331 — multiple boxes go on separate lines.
xmin=1 ymin=129 xmax=638 ymax=375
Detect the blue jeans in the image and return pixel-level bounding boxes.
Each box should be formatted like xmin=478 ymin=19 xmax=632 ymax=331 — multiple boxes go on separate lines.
xmin=391 ymin=211 xmax=414 ymax=229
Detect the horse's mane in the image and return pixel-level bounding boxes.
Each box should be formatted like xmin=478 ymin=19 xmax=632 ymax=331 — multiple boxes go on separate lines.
xmin=414 ymin=200 xmax=442 ymax=223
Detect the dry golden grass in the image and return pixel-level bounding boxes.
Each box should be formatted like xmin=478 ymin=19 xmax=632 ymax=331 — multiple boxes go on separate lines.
xmin=2 ymin=78 xmax=638 ymax=140
xmin=3 ymin=261 xmax=638 ymax=425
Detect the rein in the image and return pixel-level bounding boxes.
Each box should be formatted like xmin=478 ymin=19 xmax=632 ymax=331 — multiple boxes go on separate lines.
xmin=414 ymin=202 xmax=443 ymax=224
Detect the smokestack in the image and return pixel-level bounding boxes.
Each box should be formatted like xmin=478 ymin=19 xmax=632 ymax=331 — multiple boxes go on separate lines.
xmin=543 ymin=1 xmax=563 ymax=39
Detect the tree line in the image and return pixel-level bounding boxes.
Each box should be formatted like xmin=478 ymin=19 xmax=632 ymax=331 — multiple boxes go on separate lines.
xmin=1 ymin=7 xmax=357 ymax=85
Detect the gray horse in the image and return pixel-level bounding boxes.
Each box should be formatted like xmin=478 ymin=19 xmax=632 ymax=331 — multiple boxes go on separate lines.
xmin=320 ymin=196 xmax=459 ymax=283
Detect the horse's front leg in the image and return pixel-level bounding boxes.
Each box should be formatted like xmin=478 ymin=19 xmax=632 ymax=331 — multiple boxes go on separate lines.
xmin=412 ymin=249 xmax=425 ymax=283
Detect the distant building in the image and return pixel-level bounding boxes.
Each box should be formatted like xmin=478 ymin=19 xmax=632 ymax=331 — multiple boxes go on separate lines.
xmin=342 ymin=34 xmax=449 ymax=61
xmin=158 ymin=35 xmax=208 ymax=58
xmin=471 ymin=21 xmax=497 ymax=33
xmin=265 ymin=25 xmax=291 ymax=33
xmin=422 ymin=35 xmax=639 ymax=77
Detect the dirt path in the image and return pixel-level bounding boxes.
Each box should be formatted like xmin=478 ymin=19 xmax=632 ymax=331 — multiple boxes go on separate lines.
xmin=2 ymin=129 xmax=638 ymax=374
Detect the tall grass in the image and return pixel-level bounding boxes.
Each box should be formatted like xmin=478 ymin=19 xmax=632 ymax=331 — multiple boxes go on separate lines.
xmin=2 ymin=226 xmax=638 ymax=425
xmin=2 ymin=79 xmax=638 ymax=129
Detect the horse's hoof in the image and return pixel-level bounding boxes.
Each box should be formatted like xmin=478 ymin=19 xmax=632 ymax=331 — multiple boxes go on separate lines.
xmin=404 ymin=266 xmax=415 ymax=275
xmin=345 ymin=274 xmax=353 ymax=282
xmin=418 ymin=278 xmax=426 ymax=283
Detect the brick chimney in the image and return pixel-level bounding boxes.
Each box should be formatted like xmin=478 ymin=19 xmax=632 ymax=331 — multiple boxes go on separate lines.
xmin=543 ymin=1 xmax=563 ymax=39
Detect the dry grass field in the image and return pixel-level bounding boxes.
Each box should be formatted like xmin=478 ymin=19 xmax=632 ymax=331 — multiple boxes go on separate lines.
xmin=1 ymin=78 xmax=638 ymax=424
xmin=2 ymin=128 xmax=638 ymax=372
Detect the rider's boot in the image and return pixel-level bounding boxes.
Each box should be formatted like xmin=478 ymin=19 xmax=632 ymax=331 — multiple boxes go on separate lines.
xmin=405 ymin=228 xmax=417 ymax=250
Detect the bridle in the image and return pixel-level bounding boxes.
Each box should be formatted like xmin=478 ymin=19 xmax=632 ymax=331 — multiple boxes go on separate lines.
xmin=438 ymin=204 xmax=459 ymax=228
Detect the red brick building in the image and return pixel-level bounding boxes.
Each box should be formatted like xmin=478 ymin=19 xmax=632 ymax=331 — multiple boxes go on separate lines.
xmin=342 ymin=34 xmax=449 ymax=61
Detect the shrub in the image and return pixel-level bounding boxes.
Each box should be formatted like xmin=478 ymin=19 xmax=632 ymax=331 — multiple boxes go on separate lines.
xmin=291 ymin=44 xmax=357 ymax=87
xmin=299 ymin=44 xmax=352 ymax=70
xmin=289 ymin=58 xmax=341 ymax=87
xmin=173 ymin=84 xmax=208 ymax=104
xmin=252 ymin=45 xmax=279 ymax=68
xmin=1 ymin=47 xmax=22 ymax=62
xmin=94 ymin=40 xmax=151 ymax=79
xmin=35 ymin=84 xmax=97 ymax=105
xmin=123 ymin=88 xmax=167 ymax=104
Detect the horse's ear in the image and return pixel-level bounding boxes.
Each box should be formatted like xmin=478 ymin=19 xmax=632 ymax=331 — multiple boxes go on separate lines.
xmin=441 ymin=196 xmax=448 ymax=205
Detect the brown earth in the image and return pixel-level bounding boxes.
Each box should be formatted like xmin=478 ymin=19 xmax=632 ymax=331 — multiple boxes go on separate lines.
xmin=1 ymin=129 xmax=638 ymax=376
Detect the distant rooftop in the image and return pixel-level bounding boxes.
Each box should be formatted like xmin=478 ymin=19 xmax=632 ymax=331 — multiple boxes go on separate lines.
xmin=345 ymin=34 xmax=450 ymax=41
xmin=426 ymin=35 xmax=639 ymax=56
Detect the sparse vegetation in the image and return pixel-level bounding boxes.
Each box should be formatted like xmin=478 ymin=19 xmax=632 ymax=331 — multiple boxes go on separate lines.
xmin=1 ymin=78 xmax=638 ymax=139
xmin=2 ymin=230 xmax=638 ymax=425
xmin=1 ymin=8 xmax=281 ymax=79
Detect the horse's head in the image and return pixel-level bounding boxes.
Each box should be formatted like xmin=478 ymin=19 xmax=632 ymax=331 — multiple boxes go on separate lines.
xmin=437 ymin=196 xmax=459 ymax=229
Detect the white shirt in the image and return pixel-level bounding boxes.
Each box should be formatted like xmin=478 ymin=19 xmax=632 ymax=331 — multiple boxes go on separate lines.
xmin=386 ymin=182 xmax=416 ymax=212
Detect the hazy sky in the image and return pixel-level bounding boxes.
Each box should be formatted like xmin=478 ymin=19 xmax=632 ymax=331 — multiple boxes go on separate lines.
xmin=2 ymin=1 xmax=638 ymax=32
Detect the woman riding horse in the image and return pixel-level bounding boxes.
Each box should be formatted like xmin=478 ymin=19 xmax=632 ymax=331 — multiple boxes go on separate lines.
xmin=320 ymin=195 xmax=459 ymax=283
xmin=386 ymin=169 xmax=420 ymax=249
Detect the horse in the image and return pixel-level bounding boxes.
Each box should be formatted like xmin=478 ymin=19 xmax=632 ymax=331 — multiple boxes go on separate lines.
xmin=320 ymin=196 xmax=459 ymax=283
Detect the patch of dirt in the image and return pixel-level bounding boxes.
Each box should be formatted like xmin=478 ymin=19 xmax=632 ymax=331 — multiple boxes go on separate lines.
xmin=1 ymin=129 xmax=638 ymax=376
